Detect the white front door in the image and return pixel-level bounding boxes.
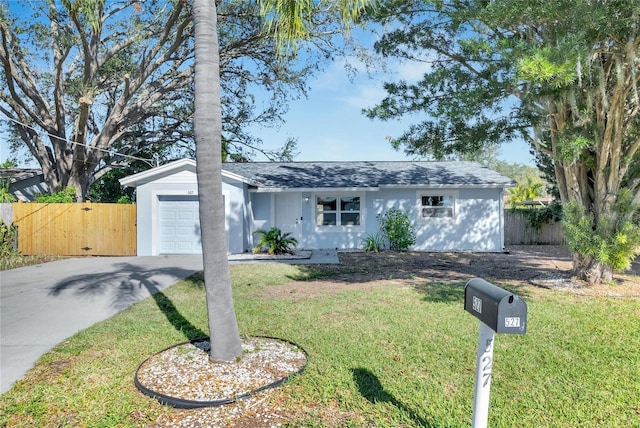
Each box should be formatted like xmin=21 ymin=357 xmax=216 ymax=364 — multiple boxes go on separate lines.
xmin=275 ymin=193 xmax=302 ymax=244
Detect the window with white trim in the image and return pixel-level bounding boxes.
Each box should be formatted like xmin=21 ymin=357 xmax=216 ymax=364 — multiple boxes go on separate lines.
xmin=316 ymin=195 xmax=361 ymax=226
xmin=420 ymin=194 xmax=455 ymax=218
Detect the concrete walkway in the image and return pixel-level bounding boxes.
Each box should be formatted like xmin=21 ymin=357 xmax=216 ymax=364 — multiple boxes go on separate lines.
xmin=0 ymin=250 xmax=338 ymax=394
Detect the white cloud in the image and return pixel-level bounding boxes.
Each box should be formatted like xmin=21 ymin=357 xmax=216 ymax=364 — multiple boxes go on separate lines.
xmin=394 ymin=59 xmax=433 ymax=82
xmin=339 ymin=82 xmax=387 ymax=109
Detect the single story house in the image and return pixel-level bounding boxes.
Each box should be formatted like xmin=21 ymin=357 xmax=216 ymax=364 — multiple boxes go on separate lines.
xmin=0 ymin=168 xmax=49 ymax=202
xmin=119 ymin=159 xmax=515 ymax=256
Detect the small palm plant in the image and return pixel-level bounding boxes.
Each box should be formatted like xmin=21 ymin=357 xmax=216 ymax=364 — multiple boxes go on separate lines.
xmin=253 ymin=227 xmax=298 ymax=255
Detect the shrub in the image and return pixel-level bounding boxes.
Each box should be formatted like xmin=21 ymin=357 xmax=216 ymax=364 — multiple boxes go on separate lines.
xmin=253 ymin=227 xmax=298 ymax=255
xmin=361 ymin=232 xmax=384 ymax=253
xmin=116 ymin=195 xmax=133 ymax=204
xmin=0 ymin=180 xmax=16 ymax=203
xmin=377 ymin=208 xmax=416 ymax=251
xmin=563 ymin=196 xmax=640 ymax=272
xmin=0 ymin=220 xmax=18 ymax=257
xmin=35 ymin=186 xmax=76 ymax=203
xmin=513 ymin=201 xmax=563 ymax=232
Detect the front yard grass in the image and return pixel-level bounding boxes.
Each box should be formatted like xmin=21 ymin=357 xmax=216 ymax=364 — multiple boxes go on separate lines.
xmin=1 ymin=263 xmax=639 ymax=427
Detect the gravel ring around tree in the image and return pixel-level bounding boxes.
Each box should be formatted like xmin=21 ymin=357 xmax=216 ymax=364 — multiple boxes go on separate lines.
xmin=135 ymin=336 xmax=307 ymax=410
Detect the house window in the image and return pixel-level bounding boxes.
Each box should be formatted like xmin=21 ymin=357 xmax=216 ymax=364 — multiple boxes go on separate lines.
xmin=421 ymin=194 xmax=454 ymax=218
xmin=316 ymin=196 xmax=361 ymax=226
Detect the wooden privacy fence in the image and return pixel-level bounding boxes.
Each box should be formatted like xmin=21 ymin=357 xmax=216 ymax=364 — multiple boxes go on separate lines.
xmin=504 ymin=210 xmax=566 ymax=245
xmin=12 ymin=203 xmax=136 ymax=256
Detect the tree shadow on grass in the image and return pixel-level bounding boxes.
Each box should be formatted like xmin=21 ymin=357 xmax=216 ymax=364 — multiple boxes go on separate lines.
xmin=49 ymin=263 xmax=205 ymax=339
xmin=411 ymin=281 xmax=466 ymax=303
xmin=351 ymin=367 xmax=435 ymax=428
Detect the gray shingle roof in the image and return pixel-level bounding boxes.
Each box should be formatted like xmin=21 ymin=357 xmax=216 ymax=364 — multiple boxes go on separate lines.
xmin=222 ymin=161 xmax=514 ymax=189
xmin=0 ymin=168 xmax=44 ymax=183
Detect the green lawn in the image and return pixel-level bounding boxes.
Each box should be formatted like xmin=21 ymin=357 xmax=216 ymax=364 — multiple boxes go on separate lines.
xmin=1 ymin=263 xmax=639 ymax=427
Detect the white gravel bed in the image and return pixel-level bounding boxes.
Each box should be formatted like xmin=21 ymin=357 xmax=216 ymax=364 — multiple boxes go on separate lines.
xmin=136 ymin=336 xmax=307 ymax=403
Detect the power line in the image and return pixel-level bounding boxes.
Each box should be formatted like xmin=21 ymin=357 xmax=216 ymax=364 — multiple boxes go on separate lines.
xmin=1 ymin=114 xmax=160 ymax=167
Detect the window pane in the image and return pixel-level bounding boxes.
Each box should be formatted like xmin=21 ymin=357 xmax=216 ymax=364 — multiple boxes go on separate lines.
xmin=317 ymin=197 xmax=336 ymax=211
xmin=317 ymin=212 xmax=337 ymax=225
xmin=340 ymin=197 xmax=360 ymax=211
xmin=422 ymin=207 xmax=453 ymax=218
xmin=341 ymin=212 xmax=360 ymax=225
xmin=422 ymin=195 xmax=453 ymax=207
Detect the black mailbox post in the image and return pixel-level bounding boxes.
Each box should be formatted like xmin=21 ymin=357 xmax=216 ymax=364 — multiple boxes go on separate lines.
xmin=464 ymin=278 xmax=527 ymax=334
xmin=464 ymin=278 xmax=528 ymax=428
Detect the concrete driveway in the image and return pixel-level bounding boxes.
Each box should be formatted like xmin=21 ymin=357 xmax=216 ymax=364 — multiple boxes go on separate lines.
xmin=0 ymin=255 xmax=203 ymax=394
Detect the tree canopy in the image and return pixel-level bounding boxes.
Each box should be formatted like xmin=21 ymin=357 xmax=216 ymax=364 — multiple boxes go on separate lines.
xmin=365 ymin=0 xmax=640 ymax=284
xmin=0 ymin=0 xmax=344 ymax=200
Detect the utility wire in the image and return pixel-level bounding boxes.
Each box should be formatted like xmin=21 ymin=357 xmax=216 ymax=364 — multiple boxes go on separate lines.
xmin=1 ymin=114 xmax=160 ymax=167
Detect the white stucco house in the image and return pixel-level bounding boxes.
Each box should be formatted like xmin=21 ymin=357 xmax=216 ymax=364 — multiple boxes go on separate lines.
xmin=119 ymin=159 xmax=514 ymax=256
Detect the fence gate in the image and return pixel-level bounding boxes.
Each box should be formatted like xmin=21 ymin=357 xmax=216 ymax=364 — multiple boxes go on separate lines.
xmin=12 ymin=203 xmax=136 ymax=256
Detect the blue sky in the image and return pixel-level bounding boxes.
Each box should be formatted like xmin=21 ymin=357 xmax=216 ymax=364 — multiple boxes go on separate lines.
xmin=251 ymin=61 xmax=536 ymax=165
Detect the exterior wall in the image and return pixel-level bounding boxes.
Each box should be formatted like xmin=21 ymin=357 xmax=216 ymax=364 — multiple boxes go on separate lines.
xmin=412 ymin=188 xmax=504 ymax=252
xmin=249 ymin=192 xmax=273 ymax=251
xmin=255 ymin=187 xmax=505 ymax=252
xmin=222 ymin=181 xmax=247 ymax=254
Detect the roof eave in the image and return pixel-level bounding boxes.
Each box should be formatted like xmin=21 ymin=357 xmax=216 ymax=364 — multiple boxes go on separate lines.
xmin=250 ymin=186 xmax=380 ymax=193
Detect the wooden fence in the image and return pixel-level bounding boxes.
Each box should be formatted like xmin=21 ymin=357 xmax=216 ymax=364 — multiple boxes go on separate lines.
xmin=11 ymin=202 xmax=136 ymax=256
xmin=504 ymin=210 xmax=566 ymax=245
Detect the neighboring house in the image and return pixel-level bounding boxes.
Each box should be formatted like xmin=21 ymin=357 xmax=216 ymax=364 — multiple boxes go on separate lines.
xmin=120 ymin=159 xmax=515 ymax=256
xmin=0 ymin=168 xmax=49 ymax=202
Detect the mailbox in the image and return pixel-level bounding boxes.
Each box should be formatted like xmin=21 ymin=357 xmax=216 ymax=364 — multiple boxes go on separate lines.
xmin=464 ymin=278 xmax=527 ymax=334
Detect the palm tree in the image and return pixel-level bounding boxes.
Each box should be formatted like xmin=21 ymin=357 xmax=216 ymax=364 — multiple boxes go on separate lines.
xmin=192 ymin=0 xmax=369 ymax=362
xmin=192 ymin=0 xmax=242 ymax=362
xmin=507 ymin=176 xmax=545 ymax=208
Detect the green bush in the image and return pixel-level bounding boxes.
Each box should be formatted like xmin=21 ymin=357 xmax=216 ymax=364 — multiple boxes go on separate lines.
xmin=35 ymin=186 xmax=76 ymax=203
xmin=253 ymin=227 xmax=298 ymax=255
xmin=0 ymin=220 xmax=18 ymax=257
xmin=563 ymin=195 xmax=640 ymax=271
xmin=0 ymin=180 xmax=16 ymax=203
xmin=116 ymin=195 xmax=133 ymax=204
xmin=512 ymin=201 xmax=563 ymax=232
xmin=377 ymin=208 xmax=416 ymax=251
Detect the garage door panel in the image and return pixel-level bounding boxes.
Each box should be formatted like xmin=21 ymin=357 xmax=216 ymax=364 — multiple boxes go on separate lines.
xmin=158 ymin=195 xmax=202 ymax=254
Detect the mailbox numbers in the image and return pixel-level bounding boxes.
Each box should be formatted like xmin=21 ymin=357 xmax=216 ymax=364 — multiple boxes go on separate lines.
xmin=472 ymin=296 xmax=482 ymax=314
xmin=504 ymin=317 xmax=521 ymax=328
xmin=481 ymin=338 xmax=493 ymax=387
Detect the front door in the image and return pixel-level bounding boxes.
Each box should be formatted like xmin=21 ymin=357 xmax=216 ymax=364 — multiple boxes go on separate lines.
xmin=275 ymin=193 xmax=302 ymax=244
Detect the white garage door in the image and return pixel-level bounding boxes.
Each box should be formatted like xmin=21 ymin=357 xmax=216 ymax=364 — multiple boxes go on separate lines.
xmin=158 ymin=195 xmax=202 ymax=254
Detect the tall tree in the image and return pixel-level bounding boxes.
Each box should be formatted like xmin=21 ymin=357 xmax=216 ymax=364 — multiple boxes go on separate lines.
xmin=193 ymin=0 xmax=242 ymax=361
xmin=365 ymin=0 xmax=640 ymax=284
xmin=192 ymin=0 xmax=369 ymax=362
xmin=0 ymin=1 xmax=332 ymax=200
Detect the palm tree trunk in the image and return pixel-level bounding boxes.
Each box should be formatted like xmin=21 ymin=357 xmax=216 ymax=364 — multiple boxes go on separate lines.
xmin=192 ymin=0 xmax=242 ymax=362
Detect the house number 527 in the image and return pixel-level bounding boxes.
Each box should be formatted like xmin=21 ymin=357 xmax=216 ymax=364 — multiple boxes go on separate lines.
xmin=481 ymin=338 xmax=493 ymax=387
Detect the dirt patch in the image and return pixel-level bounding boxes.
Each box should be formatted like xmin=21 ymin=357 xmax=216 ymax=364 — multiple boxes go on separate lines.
xmin=264 ymin=246 xmax=640 ymax=299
